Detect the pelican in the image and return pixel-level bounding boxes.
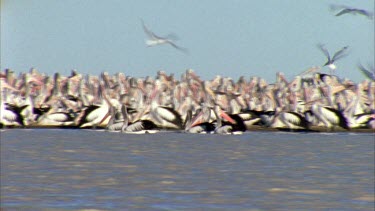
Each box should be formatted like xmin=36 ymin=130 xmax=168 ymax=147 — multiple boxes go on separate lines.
xmin=76 ymin=82 xmax=115 ymax=129
xmin=121 ymin=104 xmax=158 ymax=134
xmin=348 ymin=113 xmax=375 ymax=129
xmin=0 ymin=103 xmax=28 ymax=127
xmin=236 ymin=110 xmax=262 ymax=129
xmin=311 ymin=104 xmax=349 ymax=131
xmin=213 ymin=104 xmax=246 ymax=135
xmin=186 ymin=106 xmax=216 ymax=134
xmin=0 ymin=79 xmax=26 ymax=127
xmin=269 ymin=108 xmax=310 ymax=131
xmin=146 ymin=80 xmax=183 ymax=130
xmin=106 ymin=106 xmax=125 ymax=132
xmin=20 ymin=73 xmax=43 ymax=125
xmin=141 ymin=19 xmax=188 ymax=53
xmin=34 ymin=106 xmax=76 ymax=127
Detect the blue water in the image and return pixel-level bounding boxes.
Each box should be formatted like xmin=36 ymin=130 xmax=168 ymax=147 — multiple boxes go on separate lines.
xmin=1 ymin=129 xmax=374 ymax=210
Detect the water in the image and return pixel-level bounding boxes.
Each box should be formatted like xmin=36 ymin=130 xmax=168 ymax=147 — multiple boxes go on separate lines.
xmin=1 ymin=129 xmax=374 ymax=210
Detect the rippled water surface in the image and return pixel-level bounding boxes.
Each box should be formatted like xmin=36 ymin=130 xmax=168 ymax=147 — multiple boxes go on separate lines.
xmin=1 ymin=129 xmax=374 ymax=210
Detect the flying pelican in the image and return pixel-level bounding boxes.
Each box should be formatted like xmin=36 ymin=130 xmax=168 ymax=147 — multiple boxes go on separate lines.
xmin=317 ymin=44 xmax=349 ymax=74
xmin=141 ymin=19 xmax=188 ymax=53
xmin=330 ymin=5 xmax=374 ymax=19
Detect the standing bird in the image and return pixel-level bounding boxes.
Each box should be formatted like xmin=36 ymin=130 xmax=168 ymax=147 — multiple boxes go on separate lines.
xmin=311 ymin=104 xmax=349 ymax=131
xmin=185 ymin=106 xmax=217 ymax=134
xmin=213 ymin=104 xmax=246 ymax=135
xmin=121 ymin=104 xmax=158 ymax=134
xmin=330 ymin=5 xmax=374 ymax=19
xmin=141 ymin=19 xmax=188 ymax=54
xmin=269 ymin=109 xmax=310 ymax=131
xmin=317 ymin=44 xmax=349 ymax=74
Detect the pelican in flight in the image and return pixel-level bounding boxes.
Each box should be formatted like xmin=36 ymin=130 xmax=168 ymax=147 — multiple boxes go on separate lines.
xmin=141 ymin=19 xmax=188 ymax=53
xmin=317 ymin=44 xmax=349 ymax=74
xmin=330 ymin=5 xmax=374 ymax=19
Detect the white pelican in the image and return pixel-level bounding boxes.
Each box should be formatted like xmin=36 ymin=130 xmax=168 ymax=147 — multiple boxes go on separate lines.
xmin=0 ymin=78 xmax=26 ymax=127
xmin=186 ymin=106 xmax=216 ymax=134
xmin=269 ymin=108 xmax=310 ymax=131
xmin=0 ymin=103 xmax=28 ymax=127
xmin=213 ymin=105 xmax=246 ymax=135
xmin=311 ymin=104 xmax=349 ymax=131
xmin=146 ymin=80 xmax=183 ymax=130
xmin=121 ymin=104 xmax=158 ymax=134
xmin=34 ymin=106 xmax=76 ymax=127
xmin=76 ymin=82 xmax=116 ymax=128
xmin=106 ymin=106 xmax=125 ymax=132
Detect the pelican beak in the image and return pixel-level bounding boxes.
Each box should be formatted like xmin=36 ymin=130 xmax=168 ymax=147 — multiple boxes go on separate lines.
xmin=150 ymin=88 xmax=158 ymax=99
xmin=190 ymin=112 xmax=204 ymax=128
xmin=331 ymin=85 xmax=346 ymax=94
xmin=219 ymin=110 xmax=236 ymax=124
xmin=98 ymin=110 xmax=111 ymax=126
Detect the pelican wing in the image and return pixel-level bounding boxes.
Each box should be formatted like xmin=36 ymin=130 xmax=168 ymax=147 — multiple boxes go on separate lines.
xmin=323 ymin=106 xmax=349 ymax=129
xmin=156 ymin=106 xmax=183 ymax=128
xmin=125 ymin=121 xmax=145 ymax=132
xmin=331 ymin=46 xmax=349 ymax=62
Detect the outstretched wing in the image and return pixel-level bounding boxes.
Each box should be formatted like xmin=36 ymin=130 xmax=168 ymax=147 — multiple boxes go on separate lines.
xmin=141 ymin=19 xmax=164 ymax=40
xmin=332 ymin=46 xmax=348 ymax=62
xmin=355 ymin=9 xmax=374 ymax=19
xmin=317 ymin=44 xmax=331 ymax=61
xmin=332 ymin=5 xmax=374 ymax=19
xmin=167 ymin=40 xmax=189 ymax=54
xmin=335 ymin=8 xmax=352 ymax=16
xmin=358 ymin=64 xmax=375 ymax=81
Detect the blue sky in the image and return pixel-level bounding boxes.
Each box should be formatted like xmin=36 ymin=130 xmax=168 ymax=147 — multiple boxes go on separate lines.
xmin=1 ymin=0 xmax=374 ymax=82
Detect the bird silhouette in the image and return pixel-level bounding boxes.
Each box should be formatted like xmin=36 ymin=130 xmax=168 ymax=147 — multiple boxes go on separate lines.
xmin=317 ymin=44 xmax=349 ymax=74
xmin=330 ymin=5 xmax=374 ymax=19
xmin=141 ymin=19 xmax=188 ymax=54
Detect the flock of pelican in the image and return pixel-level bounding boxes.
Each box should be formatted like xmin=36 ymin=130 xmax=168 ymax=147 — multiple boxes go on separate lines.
xmin=1 ymin=67 xmax=374 ymax=134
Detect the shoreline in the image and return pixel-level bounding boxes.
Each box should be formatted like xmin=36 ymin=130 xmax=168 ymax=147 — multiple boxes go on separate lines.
xmin=1 ymin=125 xmax=374 ymax=133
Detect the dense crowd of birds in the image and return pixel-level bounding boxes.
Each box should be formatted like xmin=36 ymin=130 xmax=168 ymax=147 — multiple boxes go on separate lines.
xmin=1 ymin=67 xmax=374 ymax=134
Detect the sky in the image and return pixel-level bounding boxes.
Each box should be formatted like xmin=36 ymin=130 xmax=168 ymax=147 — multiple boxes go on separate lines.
xmin=1 ymin=0 xmax=374 ymax=83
